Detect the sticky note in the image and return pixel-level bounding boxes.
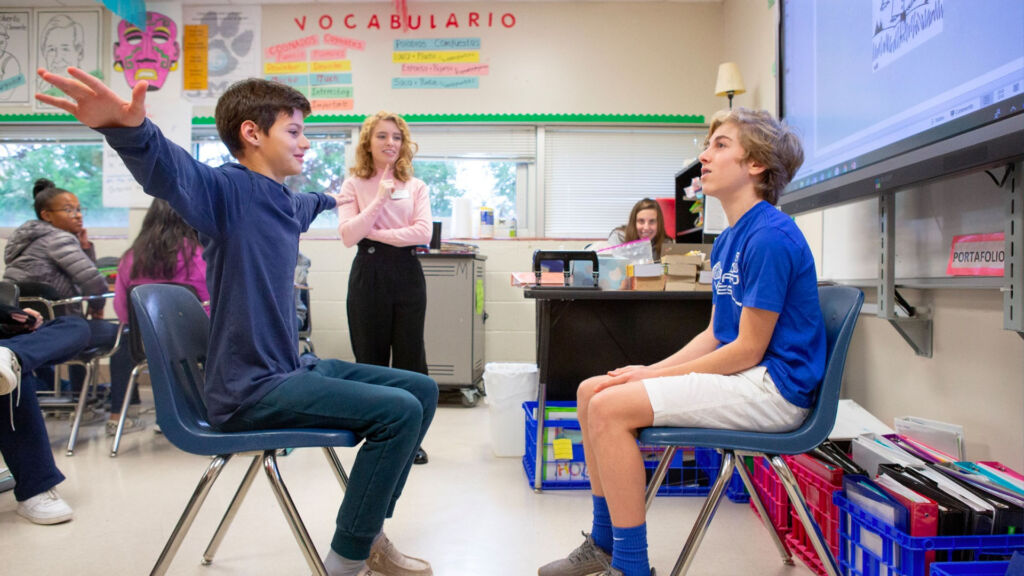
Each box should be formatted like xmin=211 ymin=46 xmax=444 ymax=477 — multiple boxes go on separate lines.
xmin=552 ymin=438 xmax=574 ymax=461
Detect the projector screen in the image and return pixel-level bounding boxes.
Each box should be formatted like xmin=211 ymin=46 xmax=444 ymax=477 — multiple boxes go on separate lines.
xmin=778 ymin=0 xmax=1024 ymax=214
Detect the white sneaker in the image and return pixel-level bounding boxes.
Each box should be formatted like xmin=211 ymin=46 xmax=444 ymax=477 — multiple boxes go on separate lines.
xmin=16 ymin=489 xmax=74 ymax=525
xmin=0 ymin=346 xmax=20 ymax=396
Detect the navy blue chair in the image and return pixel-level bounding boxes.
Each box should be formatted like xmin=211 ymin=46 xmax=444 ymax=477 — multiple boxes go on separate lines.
xmin=131 ymin=284 xmax=358 ymax=576
xmin=639 ymin=284 xmax=863 ymax=576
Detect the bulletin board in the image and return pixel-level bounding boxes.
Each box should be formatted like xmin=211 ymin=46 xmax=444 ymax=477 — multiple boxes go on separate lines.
xmin=254 ymin=1 xmax=722 ymax=120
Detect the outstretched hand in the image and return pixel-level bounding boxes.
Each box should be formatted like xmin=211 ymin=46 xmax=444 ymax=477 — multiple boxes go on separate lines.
xmin=35 ymin=67 xmax=148 ymax=129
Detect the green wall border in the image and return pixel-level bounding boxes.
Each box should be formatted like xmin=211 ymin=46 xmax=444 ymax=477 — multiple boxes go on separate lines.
xmin=2 ymin=112 xmax=704 ymax=125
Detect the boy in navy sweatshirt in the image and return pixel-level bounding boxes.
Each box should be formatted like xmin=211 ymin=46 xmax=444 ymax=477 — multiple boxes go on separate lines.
xmin=37 ymin=67 xmax=437 ymax=576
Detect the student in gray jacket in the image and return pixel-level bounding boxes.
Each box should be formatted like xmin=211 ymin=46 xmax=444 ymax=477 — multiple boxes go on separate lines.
xmin=3 ymin=178 xmax=118 ymax=394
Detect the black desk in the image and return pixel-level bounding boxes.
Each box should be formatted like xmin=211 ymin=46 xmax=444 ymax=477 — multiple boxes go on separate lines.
xmin=523 ymin=288 xmax=712 ymax=491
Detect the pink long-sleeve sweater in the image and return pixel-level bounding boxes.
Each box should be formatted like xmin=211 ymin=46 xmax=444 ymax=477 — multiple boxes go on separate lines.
xmin=337 ymin=173 xmax=432 ymax=248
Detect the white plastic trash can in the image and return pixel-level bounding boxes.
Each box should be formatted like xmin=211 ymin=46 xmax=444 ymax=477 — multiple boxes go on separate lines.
xmin=483 ymin=362 xmax=539 ymax=457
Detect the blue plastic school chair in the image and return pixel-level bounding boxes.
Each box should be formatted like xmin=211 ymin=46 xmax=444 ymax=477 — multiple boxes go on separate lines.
xmin=131 ymin=284 xmax=358 ymax=576
xmin=640 ymin=284 xmax=863 ymax=576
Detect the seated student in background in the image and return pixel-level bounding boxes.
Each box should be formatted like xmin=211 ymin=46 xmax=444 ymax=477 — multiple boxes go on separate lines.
xmin=109 ymin=198 xmax=209 ymax=436
xmin=3 ymin=178 xmax=119 ymax=397
xmin=607 ymin=198 xmax=673 ymax=261
xmin=538 ymin=108 xmax=824 ymax=576
xmin=0 ymin=305 xmax=90 ymax=525
xmin=36 ymin=67 xmax=437 ymax=576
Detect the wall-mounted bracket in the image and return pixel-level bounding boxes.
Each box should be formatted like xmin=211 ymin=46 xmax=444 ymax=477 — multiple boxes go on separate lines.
xmin=1003 ymin=161 xmax=1023 ymax=338
xmin=879 ymin=192 xmax=933 ymax=357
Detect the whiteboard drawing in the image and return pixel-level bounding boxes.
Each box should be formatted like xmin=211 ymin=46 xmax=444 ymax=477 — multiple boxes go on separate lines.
xmin=0 ymin=11 xmax=29 ymax=105
xmin=113 ymin=11 xmax=181 ymax=91
xmin=872 ymin=0 xmax=944 ymax=72
xmin=35 ymin=9 xmax=101 ymax=108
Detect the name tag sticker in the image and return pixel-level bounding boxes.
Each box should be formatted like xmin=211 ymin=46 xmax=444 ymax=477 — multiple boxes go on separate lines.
xmin=391 ymin=188 xmax=410 ymax=200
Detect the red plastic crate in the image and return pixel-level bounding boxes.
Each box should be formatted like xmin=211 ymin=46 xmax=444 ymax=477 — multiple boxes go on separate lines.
xmin=783 ymin=453 xmax=844 ymax=576
xmin=748 ymin=456 xmax=791 ymax=537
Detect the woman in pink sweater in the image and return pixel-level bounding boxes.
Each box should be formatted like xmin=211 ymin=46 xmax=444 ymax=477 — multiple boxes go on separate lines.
xmin=110 ymin=199 xmax=208 ymax=436
xmin=338 ymin=111 xmax=434 ymax=463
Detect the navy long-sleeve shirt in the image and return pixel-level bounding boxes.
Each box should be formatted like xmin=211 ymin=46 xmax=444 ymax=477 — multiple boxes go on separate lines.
xmin=100 ymin=119 xmax=336 ymax=425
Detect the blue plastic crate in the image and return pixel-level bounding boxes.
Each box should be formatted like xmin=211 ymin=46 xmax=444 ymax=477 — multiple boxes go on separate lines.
xmin=929 ymin=561 xmax=1009 ymax=575
xmin=522 ymin=401 xmax=714 ymax=496
xmin=835 ymin=492 xmax=1024 ymax=576
xmin=698 ymin=450 xmax=751 ymax=503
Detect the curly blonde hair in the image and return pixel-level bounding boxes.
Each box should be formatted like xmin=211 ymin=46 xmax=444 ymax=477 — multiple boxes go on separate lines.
xmin=705 ymin=108 xmax=804 ymax=205
xmin=350 ymin=111 xmax=418 ymax=182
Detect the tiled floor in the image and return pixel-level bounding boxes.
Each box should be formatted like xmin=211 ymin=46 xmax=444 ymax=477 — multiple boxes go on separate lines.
xmin=0 ymin=391 xmax=816 ymax=576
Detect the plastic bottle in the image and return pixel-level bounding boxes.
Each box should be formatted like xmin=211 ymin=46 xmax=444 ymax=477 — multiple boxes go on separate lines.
xmin=509 ymin=217 xmax=518 ymax=238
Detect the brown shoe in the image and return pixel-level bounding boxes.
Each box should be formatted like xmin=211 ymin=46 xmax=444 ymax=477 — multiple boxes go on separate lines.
xmin=366 ymin=532 xmax=432 ymax=576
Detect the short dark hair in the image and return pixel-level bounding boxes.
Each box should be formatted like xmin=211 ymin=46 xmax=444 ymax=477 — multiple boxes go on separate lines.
xmin=214 ymin=78 xmax=311 ymax=158
xmin=32 ymin=178 xmax=71 ymax=219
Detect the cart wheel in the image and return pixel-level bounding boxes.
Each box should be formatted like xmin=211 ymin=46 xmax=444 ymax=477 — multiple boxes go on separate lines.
xmin=460 ymin=388 xmax=479 ymax=407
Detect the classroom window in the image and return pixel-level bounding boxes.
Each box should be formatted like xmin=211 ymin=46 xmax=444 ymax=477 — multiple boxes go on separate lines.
xmin=194 ymin=132 xmax=350 ymax=229
xmin=0 ymin=140 xmax=127 ymax=227
xmin=407 ymin=126 xmax=536 ymax=234
xmin=543 ymin=127 xmax=705 ymax=238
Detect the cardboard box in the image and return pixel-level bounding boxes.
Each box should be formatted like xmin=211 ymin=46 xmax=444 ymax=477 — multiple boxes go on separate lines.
xmin=664 ymin=262 xmax=699 ymax=278
xmin=632 ymin=275 xmax=666 ymax=291
xmin=663 ymin=254 xmax=705 ymax=268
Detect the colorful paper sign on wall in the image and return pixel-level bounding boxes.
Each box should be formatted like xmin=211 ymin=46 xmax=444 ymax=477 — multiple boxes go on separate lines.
xmin=392 ymin=37 xmax=485 ymax=90
xmin=183 ymin=24 xmax=208 ymax=90
xmin=947 ymin=232 xmax=1005 ymax=276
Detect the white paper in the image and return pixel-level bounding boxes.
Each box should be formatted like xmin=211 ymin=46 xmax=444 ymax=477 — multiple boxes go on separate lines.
xmin=702 ymin=194 xmax=727 ymax=234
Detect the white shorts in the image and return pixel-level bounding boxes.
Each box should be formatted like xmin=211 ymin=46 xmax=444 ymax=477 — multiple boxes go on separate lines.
xmin=642 ymin=366 xmax=809 ymax=433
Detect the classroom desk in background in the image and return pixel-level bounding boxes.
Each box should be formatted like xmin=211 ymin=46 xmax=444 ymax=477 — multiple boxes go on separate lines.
xmin=523 ymin=288 xmax=712 ymax=491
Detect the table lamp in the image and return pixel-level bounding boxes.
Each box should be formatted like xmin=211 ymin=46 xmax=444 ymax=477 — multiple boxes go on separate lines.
xmin=715 ymin=62 xmax=746 ymax=109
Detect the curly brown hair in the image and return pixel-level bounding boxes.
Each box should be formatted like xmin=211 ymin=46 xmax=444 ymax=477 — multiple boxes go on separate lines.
xmin=350 ymin=111 xmax=418 ymax=182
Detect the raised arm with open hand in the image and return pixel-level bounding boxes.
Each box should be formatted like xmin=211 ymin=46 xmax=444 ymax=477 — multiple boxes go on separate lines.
xmin=35 ymin=67 xmax=148 ymax=129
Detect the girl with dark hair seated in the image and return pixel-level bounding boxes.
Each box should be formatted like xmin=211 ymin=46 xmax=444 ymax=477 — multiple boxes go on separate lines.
xmin=3 ymin=178 xmax=118 ymax=405
xmin=109 ymin=198 xmax=208 ymax=435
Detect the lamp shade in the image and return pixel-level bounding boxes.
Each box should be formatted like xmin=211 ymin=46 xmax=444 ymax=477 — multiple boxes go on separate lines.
xmin=714 ymin=62 xmax=746 ymax=97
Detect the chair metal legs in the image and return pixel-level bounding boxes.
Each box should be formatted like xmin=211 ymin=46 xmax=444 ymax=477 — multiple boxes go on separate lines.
xmin=199 ymin=448 xmax=349 ymax=573
xmin=262 ymin=450 xmax=329 ymax=576
xmin=203 ymin=455 xmax=263 ymax=564
xmin=644 ymin=446 xmax=679 ymax=511
xmin=151 ymin=454 xmax=231 ymax=576
xmin=323 ymin=446 xmax=349 ymax=490
xmin=666 ymin=451 xmax=735 ymax=576
xmin=735 ymin=454 xmax=793 ymax=565
xmin=769 ymin=455 xmax=841 ymax=576
xmin=111 ymin=361 xmax=146 ymax=457
xmin=66 ymin=360 xmax=93 ymax=456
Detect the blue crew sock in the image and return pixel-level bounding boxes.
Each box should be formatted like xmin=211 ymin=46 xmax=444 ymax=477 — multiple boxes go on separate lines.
xmin=611 ymin=523 xmax=650 ymax=576
xmin=590 ymin=495 xmax=613 ymax=554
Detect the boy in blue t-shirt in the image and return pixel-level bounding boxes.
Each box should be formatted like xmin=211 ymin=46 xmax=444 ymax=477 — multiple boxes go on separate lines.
xmin=539 ymin=108 xmax=825 ymax=576
xmin=36 ymin=67 xmax=437 ymax=576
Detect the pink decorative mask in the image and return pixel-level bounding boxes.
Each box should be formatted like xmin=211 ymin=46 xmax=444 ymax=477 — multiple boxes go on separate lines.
xmin=113 ymin=12 xmax=180 ymax=90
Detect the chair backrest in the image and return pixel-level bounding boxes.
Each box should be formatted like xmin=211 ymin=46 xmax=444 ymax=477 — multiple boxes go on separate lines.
xmin=0 ymin=281 xmax=19 ymax=308
xmin=130 ymin=283 xmax=213 ymax=451
xmin=297 ymin=286 xmax=311 ymax=335
xmin=126 ymin=283 xmax=200 ymax=365
xmin=15 ymin=281 xmax=65 ymax=318
xmin=796 ymin=284 xmax=864 ymax=449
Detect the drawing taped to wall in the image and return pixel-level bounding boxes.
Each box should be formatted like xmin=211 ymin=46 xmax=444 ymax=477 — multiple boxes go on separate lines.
xmin=183 ymin=6 xmax=260 ymax=104
xmin=35 ymin=9 xmax=101 ymax=111
xmin=872 ymin=0 xmax=944 ymax=72
xmin=113 ymin=11 xmax=181 ymax=91
xmin=0 ymin=11 xmax=29 ymax=105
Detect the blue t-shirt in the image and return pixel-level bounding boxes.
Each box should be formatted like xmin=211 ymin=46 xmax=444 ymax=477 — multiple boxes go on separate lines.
xmin=100 ymin=120 xmax=336 ymax=425
xmin=710 ymin=201 xmax=825 ymax=408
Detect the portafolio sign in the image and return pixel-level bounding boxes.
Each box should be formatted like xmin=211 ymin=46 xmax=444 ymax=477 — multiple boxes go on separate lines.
xmin=947 ymin=232 xmax=1005 ymax=276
